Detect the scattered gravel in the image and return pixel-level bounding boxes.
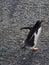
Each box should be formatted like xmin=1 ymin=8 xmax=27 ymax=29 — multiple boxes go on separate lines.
xmin=0 ymin=0 xmax=49 ymax=65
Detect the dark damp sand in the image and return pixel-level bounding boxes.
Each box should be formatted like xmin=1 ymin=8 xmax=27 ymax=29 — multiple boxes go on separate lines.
xmin=0 ymin=0 xmax=49 ymax=65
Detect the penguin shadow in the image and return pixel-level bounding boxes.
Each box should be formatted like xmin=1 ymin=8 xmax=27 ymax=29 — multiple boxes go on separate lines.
xmin=19 ymin=48 xmax=40 ymax=65
xmin=20 ymin=44 xmax=38 ymax=53
xmin=20 ymin=44 xmax=38 ymax=56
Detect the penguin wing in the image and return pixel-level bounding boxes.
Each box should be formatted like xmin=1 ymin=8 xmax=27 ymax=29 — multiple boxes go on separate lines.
xmin=20 ymin=27 xmax=33 ymax=30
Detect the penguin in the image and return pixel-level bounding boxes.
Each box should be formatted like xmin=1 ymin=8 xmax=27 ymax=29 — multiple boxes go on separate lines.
xmin=20 ymin=19 xmax=47 ymax=51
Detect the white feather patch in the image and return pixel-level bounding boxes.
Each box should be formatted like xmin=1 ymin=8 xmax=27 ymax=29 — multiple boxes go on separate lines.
xmin=33 ymin=27 xmax=42 ymax=48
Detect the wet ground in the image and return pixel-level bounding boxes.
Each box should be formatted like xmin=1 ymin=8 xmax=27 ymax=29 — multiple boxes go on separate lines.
xmin=0 ymin=0 xmax=49 ymax=65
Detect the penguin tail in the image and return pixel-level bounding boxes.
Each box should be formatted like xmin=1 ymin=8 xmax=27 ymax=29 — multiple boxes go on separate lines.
xmin=21 ymin=40 xmax=26 ymax=49
xmin=22 ymin=44 xmax=25 ymax=48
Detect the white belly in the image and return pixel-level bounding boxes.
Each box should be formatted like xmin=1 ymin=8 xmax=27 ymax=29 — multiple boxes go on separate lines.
xmin=34 ymin=27 xmax=42 ymax=47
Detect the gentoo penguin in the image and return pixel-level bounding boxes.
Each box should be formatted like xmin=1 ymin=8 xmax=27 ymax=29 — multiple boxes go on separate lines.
xmin=20 ymin=19 xmax=47 ymax=51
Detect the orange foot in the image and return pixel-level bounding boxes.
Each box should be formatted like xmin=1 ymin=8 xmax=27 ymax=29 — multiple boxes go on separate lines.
xmin=31 ymin=48 xmax=39 ymax=51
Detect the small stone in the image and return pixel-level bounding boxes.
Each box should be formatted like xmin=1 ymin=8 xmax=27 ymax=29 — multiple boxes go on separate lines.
xmin=23 ymin=57 xmax=26 ymax=60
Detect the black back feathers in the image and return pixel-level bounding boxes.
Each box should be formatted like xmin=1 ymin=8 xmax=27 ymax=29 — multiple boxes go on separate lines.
xmin=21 ymin=20 xmax=42 ymax=47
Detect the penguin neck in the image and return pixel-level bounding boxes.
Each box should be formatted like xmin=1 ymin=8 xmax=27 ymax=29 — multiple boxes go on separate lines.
xmin=35 ymin=20 xmax=42 ymax=28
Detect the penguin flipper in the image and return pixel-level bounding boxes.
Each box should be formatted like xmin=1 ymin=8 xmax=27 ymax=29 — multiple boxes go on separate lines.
xmin=20 ymin=27 xmax=33 ymax=30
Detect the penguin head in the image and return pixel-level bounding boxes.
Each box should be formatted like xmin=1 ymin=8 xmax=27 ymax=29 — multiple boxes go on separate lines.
xmin=36 ymin=18 xmax=48 ymax=27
